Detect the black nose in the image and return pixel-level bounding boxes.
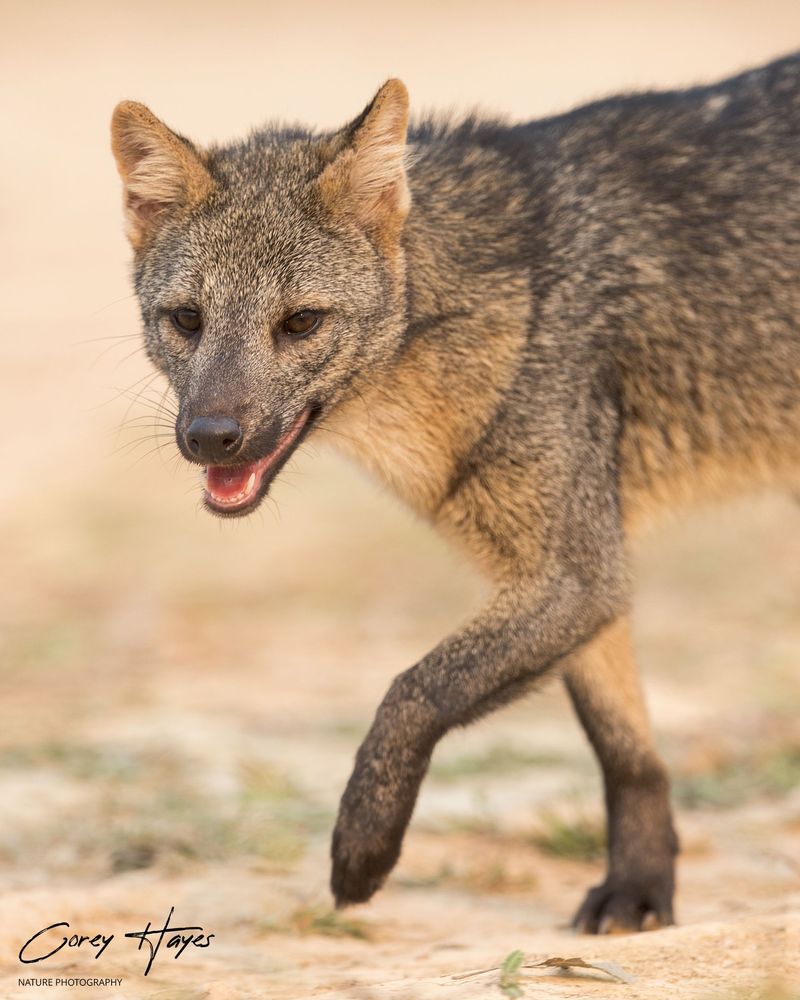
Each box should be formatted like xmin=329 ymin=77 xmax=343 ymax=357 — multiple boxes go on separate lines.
xmin=185 ymin=416 xmax=243 ymax=463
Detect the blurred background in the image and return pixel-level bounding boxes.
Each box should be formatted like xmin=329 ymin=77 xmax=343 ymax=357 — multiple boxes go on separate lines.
xmin=0 ymin=2 xmax=798 ymax=997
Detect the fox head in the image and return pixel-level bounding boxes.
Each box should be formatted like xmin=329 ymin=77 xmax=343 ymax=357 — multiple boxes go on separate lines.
xmin=111 ymin=82 xmax=410 ymax=516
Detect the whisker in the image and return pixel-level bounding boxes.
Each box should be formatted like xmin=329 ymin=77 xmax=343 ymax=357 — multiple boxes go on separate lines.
xmin=314 ymin=423 xmax=366 ymax=450
xmin=116 ymin=410 xmax=175 ymax=425
xmin=117 ymin=419 xmax=175 ymax=431
xmin=113 ymin=382 xmax=178 ymax=436
xmin=112 ymin=434 xmax=176 ymax=457
xmin=88 ymin=338 xmax=145 ymax=369
xmin=86 ymin=292 xmax=137 ymax=318
xmin=91 ymin=371 xmax=162 ymax=412
xmin=111 ymin=343 xmax=148 ymax=369
xmin=123 ymin=440 xmax=180 ymax=468
xmin=117 ymin=399 xmax=179 ymax=420
xmin=75 ymin=332 xmax=141 ymax=346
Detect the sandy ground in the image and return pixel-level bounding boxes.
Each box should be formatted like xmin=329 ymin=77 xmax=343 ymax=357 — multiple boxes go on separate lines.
xmin=1 ymin=2 xmax=799 ymax=998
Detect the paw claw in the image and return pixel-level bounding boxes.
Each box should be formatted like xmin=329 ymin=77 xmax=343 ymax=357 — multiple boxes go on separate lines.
xmin=640 ymin=910 xmax=663 ymax=932
xmin=573 ymin=877 xmax=675 ymax=935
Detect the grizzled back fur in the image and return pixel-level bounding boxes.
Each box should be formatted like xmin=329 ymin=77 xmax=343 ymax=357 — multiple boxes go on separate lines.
xmin=113 ymin=56 xmax=800 ymax=556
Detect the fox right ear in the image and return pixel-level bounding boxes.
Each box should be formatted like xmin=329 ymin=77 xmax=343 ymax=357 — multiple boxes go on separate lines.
xmin=110 ymin=101 xmax=214 ymax=249
xmin=317 ymin=80 xmax=411 ymax=245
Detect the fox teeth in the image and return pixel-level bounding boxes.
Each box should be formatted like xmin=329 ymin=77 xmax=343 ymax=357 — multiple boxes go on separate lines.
xmin=245 ymin=472 xmax=256 ymax=494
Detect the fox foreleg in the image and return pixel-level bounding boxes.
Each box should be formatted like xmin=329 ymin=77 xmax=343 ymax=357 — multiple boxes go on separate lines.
xmin=330 ymin=569 xmax=624 ymax=907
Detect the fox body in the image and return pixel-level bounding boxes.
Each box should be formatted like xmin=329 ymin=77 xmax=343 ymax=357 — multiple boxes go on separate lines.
xmin=111 ymin=54 xmax=800 ymax=932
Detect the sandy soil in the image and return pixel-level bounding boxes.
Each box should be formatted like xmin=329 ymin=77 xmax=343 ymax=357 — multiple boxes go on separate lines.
xmin=0 ymin=455 xmax=798 ymax=999
xmin=1 ymin=2 xmax=799 ymax=998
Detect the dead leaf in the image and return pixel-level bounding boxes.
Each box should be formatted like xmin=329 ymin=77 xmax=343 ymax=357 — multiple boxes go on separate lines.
xmin=530 ymin=956 xmax=636 ymax=984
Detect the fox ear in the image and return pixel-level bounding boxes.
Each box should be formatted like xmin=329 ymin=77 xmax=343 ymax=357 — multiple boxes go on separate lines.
xmin=110 ymin=101 xmax=214 ymax=248
xmin=318 ymin=79 xmax=410 ymax=240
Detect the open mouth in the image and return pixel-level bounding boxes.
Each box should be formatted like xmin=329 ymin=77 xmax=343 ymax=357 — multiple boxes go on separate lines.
xmin=202 ymin=408 xmax=314 ymax=517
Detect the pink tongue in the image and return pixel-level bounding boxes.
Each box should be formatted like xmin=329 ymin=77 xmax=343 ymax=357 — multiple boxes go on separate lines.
xmin=206 ymin=462 xmax=259 ymax=500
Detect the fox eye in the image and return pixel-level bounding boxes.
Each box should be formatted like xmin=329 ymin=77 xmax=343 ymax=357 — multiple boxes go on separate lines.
xmin=282 ymin=309 xmax=321 ymax=338
xmin=170 ymin=307 xmax=202 ymax=336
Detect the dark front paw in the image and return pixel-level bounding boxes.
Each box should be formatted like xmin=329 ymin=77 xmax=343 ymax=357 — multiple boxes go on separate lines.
xmin=572 ymin=874 xmax=675 ymax=934
xmin=330 ymin=816 xmax=404 ymax=908
xmin=330 ymin=749 xmax=427 ymax=908
xmin=330 ymin=690 xmax=435 ymax=908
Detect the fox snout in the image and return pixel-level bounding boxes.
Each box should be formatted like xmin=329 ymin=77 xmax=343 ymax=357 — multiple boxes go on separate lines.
xmin=176 ymin=406 xmax=316 ymax=517
xmin=184 ymin=415 xmax=243 ymax=464
xmin=177 ymin=410 xmax=280 ymax=467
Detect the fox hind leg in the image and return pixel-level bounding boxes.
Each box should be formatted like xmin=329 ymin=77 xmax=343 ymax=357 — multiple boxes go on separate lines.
xmin=562 ymin=616 xmax=678 ymax=933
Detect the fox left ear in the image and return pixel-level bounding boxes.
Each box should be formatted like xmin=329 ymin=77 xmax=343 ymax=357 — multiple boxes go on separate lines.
xmin=110 ymin=101 xmax=214 ymax=249
xmin=318 ymin=80 xmax=410 ymax=241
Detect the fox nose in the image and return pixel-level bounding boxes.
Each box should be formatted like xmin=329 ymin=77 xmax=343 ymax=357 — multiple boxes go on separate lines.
xmin=185 ymin=416 xmax=243 ymax=463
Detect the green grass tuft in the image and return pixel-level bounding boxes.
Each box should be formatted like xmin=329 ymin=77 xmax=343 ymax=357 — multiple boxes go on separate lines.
xmin=530 ymin=812 xmax=606 ymax=861
xmin=276 ymin=904 xmax=372 ymax=940
xmin=674 ymin=745 xmax=800 ymax=809
xmin=431 ymin=744 xmax=563 ymax=782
